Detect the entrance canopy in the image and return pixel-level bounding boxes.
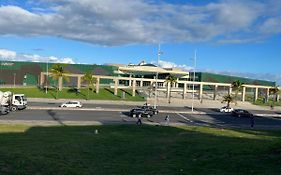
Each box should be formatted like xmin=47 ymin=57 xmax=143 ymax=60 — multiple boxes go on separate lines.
xmin=118 ymin=63 xmax=189 ymax=78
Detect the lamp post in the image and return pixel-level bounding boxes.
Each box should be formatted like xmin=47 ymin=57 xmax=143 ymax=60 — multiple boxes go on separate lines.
xmin=45 ymin=60 xmax=49 ymax=94
xmin=191 ymin=50 xmax=197 ymax=112
xmin=154 ymin=44 xmax=161 ymax=109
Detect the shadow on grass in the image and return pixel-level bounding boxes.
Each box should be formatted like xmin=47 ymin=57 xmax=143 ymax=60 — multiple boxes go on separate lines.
xmin=67 ymin=88 xmax=86 ymax=99
xmin=104 ymin=88 xmax=121 ymax=98
xmin=0 ymin=125 xmax=280 ymax=175
xmin=121 ymin=89 xmax=132 ymax=96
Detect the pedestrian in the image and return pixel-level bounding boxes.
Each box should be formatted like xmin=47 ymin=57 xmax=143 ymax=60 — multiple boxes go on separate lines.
xmin=136 ymin=115 xmax=142 ymax=125
xmin=165 ymin=115 xmax=170 ymax=126
xmin=250 ymin=114 xmax=255 ymax=128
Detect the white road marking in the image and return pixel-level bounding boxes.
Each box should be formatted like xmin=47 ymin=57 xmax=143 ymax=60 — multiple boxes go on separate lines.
xmin=176 ymin=113 xmax=193 ymax=123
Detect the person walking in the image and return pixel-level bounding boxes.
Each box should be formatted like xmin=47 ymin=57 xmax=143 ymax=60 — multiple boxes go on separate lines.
xmin=250 ymin=114 xmax=255 ymax=128
xmin=136 ymin=115 xmax=142 ymax=125
xmin=165 ymin=115 xmax=170 ymax=126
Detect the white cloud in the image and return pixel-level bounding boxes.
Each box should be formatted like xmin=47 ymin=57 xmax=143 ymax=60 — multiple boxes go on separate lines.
xmin=156 ymin=60 xmax=193 ymax=71
xmin=0 ymin=49 xmax=17 ymax=59
xmin=0 ymin=49 xmax=75 ymax=64
xmin=0 ymin=0 xmax=280 ymax=45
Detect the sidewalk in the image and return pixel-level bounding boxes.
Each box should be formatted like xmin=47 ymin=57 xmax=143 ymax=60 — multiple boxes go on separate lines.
xmin=146 ymin=97 xmax=281 ymax=111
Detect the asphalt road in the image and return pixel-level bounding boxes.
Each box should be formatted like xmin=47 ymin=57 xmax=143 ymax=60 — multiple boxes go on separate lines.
xmin=28 ymin=102 xmax=280 ymax=115
xmin=1 ymin=107 xmax=281 ymax=129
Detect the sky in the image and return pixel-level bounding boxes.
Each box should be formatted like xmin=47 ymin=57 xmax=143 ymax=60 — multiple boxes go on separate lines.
xmin=0 ymin=0 xmax=281 ymax=84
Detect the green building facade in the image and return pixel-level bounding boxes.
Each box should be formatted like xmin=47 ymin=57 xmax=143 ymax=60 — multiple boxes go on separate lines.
xmin=0 ymin=61 xmax=118 ymax=86
xmin=189 ymin=72 xmax=275 ymax=86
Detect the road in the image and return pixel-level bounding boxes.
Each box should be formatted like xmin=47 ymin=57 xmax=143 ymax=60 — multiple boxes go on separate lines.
xmin=1 ymin=102 xmax=281 ymax=129
xmin=28 ymin=102 xmax=281 ymax=115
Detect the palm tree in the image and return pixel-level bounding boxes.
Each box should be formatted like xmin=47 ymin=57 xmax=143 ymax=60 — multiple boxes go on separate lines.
xmin=50 ymin=64 xmax=69 ymax=99
xmin=231 ymin=80 xmax=244 ymax=104
xmin=221 ymin=94 xmax=234 ymax=108
xmin=165 ymin=75 xmax=177 ymax=104
xmin=269 ymin=86 xmax=279 ymax=107
xmin=82 ymin=72 xmax=96 ymax=100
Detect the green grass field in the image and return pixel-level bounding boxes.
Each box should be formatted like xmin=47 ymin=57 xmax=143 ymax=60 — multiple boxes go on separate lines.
xmin=0 ymin=87 xmax=145 ymax=101
xmin=0 ymin=124 xmax=280 ymax=175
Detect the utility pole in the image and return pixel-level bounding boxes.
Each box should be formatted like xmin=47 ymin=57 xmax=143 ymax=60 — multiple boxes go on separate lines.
xmin=191 ymin=50 xmax=197 ymax=112
xmin=154 ymin=44 xmax=161 ymax=109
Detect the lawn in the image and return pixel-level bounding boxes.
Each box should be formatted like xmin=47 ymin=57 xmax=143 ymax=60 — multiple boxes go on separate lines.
xmin=0 ymin=124 xmax=280 ymax=175
xmin=0 ymin=87 xmax=145 ymax=101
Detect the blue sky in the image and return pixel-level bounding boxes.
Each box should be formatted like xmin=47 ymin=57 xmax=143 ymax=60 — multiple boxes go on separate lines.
xmin=0 ymin=0 xmax=281 ymax=84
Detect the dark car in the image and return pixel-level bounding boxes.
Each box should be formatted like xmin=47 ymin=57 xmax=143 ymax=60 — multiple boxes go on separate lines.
xmin=129 ymin=108 xmax=154 ymax=118
xmin=232 ymin=109 xmax=253 ymax=117
xmin=141 ymin=105 xmax=159 ymax=115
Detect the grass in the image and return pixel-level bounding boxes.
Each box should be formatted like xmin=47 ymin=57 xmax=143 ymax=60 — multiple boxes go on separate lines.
xmin=0 ymin=87 xmax=145 ymax=101
xmin=0 ymin=124 xmax=280 ymax=175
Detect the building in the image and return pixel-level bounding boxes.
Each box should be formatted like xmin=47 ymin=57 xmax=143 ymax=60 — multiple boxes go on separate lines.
xmin=0 ymin=60 xmax=277 ymax=102
xmin=0 ymin=60 xmax=275 ymax=87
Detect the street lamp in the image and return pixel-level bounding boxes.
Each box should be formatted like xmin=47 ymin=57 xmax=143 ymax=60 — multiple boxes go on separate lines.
xmin=154 ymin=44 xmax=161 ymax=109
xmin=45 ymin=60 xmax=49 ymax=94
xmin=191 ymin=50 xmax=197 ymax=112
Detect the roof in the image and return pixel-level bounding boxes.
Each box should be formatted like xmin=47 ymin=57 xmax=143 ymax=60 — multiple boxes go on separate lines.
xmin=118 ymin=64 xmax=188 ymax=75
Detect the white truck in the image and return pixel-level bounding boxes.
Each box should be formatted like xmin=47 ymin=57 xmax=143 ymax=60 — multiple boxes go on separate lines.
xmin=0 ymin=91 xmax=27 ymax=115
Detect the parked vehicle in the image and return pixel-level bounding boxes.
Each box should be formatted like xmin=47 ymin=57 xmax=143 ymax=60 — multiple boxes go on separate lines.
xmin=232 ymin=109 xmax=253 ymax=117
xmin=0 ymin=91 xmax=27 ymax=113
xmin=141 ymin=104 xmax=159 ymax=115
xmin=60 ymin=101 xmax=82 ymax=108
xmin=220 ymin=106 xmax=234 ymax=113
xmin=129 ymin=108 xmax=154 ymax=118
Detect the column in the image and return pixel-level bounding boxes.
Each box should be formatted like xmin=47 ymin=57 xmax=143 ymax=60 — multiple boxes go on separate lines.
xmin=176 ymin=78 xmax=179 ymax=88
xmin=266 ymin=88 xmax=269 ymax=103
xmin=40 ymin=72 xmax=45 ymax=86
xmin=254 ymin=88 xmax=258 ymax=102
xmin=96 ymin=77 xmax=100 ymax=94
xmin=129 ymin=75 xmax=132 ymax=87
xmin=114 ymin=78 xmax=118 ymax=96
xmin=183 ymin=83 xmax=187 ymax=99
xmin=77 ymin=76 xmax=81 ymax=89
xmin=58 ymin=77 xmax=63 ymax=91
xmin=132 ymin=80 xmax=136 ymax=97
xmin=166 ymin=82 xmax=171 ymax=98
xmin=228 ymin=86 xmax=232 ymax=95
xmin=199 ymin=84 xmax=203 ymax=100
xmin=241 ymin=86 xmax=246 ymax=102
xmin=140 ymin=76 xmax=144 ymax=87
xmin=213 ymin=85 xmax=218 ymax=100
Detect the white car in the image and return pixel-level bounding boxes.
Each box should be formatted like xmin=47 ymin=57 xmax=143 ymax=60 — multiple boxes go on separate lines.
xmin=220 ymin=106 xmax=234 ymax=113
xmin=60 ymin=101 xmax=82 ymax=108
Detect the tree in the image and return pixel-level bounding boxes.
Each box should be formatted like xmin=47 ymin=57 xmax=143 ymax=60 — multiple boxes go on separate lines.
xmin=50 ymin=64 xmax=69 ymax=99
xmin=165 ymin=75 xmax=177 ymax=104
xmin=221 ymin=94 xmax=234 ymax=108
xmin=231 ymin=80 xmax=244 ymax=104
xmin=269 ymin=86 xmax=279 ymax=108
xmin=82 ymin=71 xmax=96 ymax=100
